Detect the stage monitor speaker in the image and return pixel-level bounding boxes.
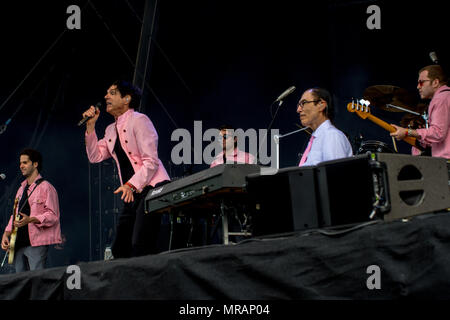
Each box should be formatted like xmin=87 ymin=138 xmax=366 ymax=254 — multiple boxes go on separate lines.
xmin=246 ymin=166 xmax=320 ymax=236
xmin=248 ymin=154 xmax=450 ymax=237
xmin=374 ymin=153 xmax=450 ymax=221
xmin=315 ymin=155 xmax=383 ymax=227
xmin=248 ymin=157 xmax=390 ymax=236
xmin=316 ymin=154 xmax=450 ymax=224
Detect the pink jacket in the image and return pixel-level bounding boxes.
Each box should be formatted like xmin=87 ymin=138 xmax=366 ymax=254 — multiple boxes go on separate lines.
xmin=416 ymin=85 xmax=450 ymax=158
xmin=85 ymin=109 xmax=170 ymax=191
xmin=5 ymin=175 xmax=62 ymax=247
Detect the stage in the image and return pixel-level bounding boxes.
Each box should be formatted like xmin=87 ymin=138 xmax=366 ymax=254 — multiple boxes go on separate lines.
xmin=1 ymin=210 xmax=449 ymax=300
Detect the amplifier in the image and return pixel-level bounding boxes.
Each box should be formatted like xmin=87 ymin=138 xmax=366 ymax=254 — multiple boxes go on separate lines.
xmin=247 ymin=154 xmax=450 ymax=236
xmin=373 ymin=153 xmax=450 ymax=221
xmin=247 ymin=166 xmax=320 ymax=236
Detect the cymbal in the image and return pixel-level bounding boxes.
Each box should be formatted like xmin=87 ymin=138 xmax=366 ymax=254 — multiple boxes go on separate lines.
xmin=363 ymin=85 xmax=417 ymax=112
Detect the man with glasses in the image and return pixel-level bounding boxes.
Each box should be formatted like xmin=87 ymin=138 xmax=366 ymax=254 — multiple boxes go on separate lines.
xmin=210 ymin=125 xmax=256 ymax=167
xmin=391 ymin=65 xmax=450 ymax=158
xmin=296 ymin=87 xmax=353 ymax=166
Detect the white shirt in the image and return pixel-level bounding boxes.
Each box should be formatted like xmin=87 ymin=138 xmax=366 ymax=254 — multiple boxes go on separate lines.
xmin=300 ymin=120 xmax=353 ymax=166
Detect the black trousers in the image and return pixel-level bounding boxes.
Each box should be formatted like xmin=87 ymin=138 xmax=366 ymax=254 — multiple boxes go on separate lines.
xmin=111 ymin=182 xmax=168 ymax=258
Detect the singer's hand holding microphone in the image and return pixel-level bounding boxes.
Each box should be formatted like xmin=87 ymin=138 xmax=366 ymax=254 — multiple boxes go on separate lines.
xmin=79 ymin=102 xmax=101 ymax=131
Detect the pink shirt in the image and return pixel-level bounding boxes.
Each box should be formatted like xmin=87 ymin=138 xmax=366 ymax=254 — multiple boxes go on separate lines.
xmin=5 ymin=174 xmax=62 ymax=247
xmin=85 ymin=109 xmax=170 ymax=191
xmin=416 ymin=85 xmax=450 ymax=158
xmin=210 ymin=148 xmax=256 ymax=167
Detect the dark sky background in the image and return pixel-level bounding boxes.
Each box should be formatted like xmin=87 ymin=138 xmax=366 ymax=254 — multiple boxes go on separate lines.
xmin=0 ymin=0 xmax=447 ymax=267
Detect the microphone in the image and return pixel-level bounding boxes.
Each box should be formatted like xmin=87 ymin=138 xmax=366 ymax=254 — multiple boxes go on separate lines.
xmin=429 ymin=51 xmax=439 ymax=64
xmin=0 ymin=173 xmax=5 ymax=180
xmin=78 ymin=102 xmax=102 ymax=126
xmin=275 ymin=86 xmax=296 ymax=103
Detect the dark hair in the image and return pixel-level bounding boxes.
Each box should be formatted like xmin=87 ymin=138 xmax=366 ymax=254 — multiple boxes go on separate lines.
xmin=419 ymin=65 xmax=448 ymax=85
xmin=20 ymin=148 xmax=43 ymax=172
xmin=307 ymin=87 xmax=334 ymax=121
xmin=112 ymin=80 xmax=142 ymax=109
xmin=219 ymin=124 xmax=234 ymax=131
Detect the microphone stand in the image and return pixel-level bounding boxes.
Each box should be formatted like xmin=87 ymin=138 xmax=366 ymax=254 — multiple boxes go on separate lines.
xmin=273 ymin=126 xmax=310 ymax=169
xmin=256 ymin=100 xmax=285 ymax=166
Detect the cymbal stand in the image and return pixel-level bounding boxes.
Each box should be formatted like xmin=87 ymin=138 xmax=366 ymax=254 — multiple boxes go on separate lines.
xmin=386 ymin=104 xmax=429 ymax=128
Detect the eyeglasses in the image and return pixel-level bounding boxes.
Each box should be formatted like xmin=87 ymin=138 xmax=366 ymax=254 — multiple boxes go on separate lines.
xmin=297 ymin=100 xmax=320 ymax=107
xmin=417 ymin=79 xmax=431 ymax=87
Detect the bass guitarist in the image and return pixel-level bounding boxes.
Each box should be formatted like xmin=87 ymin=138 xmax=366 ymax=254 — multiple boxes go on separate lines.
xmin=391 ymin=65 xmax=450 ymax=158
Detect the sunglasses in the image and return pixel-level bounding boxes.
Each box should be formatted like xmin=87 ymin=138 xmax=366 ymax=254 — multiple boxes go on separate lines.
xmin=417 ymin=79 xmax=431 ymax=87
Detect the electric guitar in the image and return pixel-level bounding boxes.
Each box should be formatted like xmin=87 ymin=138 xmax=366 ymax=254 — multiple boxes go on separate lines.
xmin=8 ymin=198 xmax=20 ymax=264
xmin=347 ymin=100 xmax=418 ymax=148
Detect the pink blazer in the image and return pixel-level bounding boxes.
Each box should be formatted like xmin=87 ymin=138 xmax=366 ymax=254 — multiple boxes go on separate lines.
xmin=85 ymin=109 xmax=170 ymax=191
xmin=6 ymin=175 xmax=62 ymax=247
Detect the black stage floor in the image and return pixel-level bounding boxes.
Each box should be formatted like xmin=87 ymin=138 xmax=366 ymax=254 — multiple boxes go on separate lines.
xmin=0 ymin=211 xmax=449 ymax=300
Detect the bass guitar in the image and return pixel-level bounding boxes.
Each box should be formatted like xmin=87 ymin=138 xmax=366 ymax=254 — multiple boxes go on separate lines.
xmin=8 ymin=198 xmax=20 ymax=264
xmin=347 ymin=100 xmax=418 ymax=148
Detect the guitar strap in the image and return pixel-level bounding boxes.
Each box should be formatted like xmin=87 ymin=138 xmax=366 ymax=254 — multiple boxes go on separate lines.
xmin=16 ymin=178 xmax=45 ymax=215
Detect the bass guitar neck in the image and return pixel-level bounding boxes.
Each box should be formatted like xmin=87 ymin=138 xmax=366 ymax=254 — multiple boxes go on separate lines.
xmin=365 ymin=113 xmax=418 ymax=147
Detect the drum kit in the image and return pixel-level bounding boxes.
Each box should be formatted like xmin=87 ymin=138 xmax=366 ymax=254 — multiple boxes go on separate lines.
xmin=355 ymin=85 xmax=428 ymax=155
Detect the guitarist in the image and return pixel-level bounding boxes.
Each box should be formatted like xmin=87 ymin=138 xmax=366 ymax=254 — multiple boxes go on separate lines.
xmin=1 ymin=149 xmax=62 ymax=273
xmin=391 ymin=65 xmax=450 ymax=158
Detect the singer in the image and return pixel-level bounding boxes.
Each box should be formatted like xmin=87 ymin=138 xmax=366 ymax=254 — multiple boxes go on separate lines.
xmin=82 ymin=80 xmax=170 ymax=258
xmin=390 ymin=65 xmax=450 ymax=158
xmin=296 ymin=87 xmax=353 ymax=166
xmin=1 ymin=149 xmax=62 ymax=273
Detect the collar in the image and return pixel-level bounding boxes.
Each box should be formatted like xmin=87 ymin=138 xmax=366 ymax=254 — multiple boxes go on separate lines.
xmin=435 ymin=85 xmax=450 ymax=96
xmin=21 ymin=173 xmax=43 ymax=189
xmin=312 ymin=119 xmax=332 ymax=138
xmin=115 ymin=108 xmax=134 ymax=127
